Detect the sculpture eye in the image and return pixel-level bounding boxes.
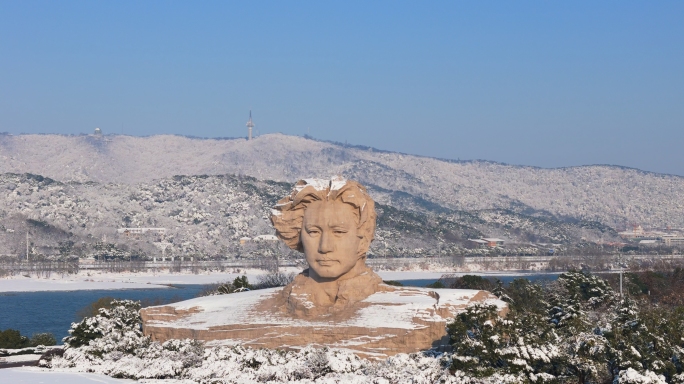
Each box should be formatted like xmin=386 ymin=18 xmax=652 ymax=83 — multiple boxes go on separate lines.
xmin=307 ymin=228 xmax=321 ymax=236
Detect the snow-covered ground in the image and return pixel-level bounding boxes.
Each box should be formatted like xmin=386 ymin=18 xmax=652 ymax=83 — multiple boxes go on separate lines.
xmin=0 ymin=367 xmax=134 ymax=383
xmin=0 ymin=275 xmax=166 ymax=293
xmin=0 ymin=354 xmax=42 ymax=365
xmin=0 ymin=268 xmax=295 ymax=292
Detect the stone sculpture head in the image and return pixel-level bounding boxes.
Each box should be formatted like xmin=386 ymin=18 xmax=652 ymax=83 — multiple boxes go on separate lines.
xmin=270 ymin=176 xmax=376 ymax=282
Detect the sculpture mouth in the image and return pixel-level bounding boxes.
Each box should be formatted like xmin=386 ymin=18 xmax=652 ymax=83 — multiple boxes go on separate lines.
xmin=316 ymin=259 xmax=339 ymax=266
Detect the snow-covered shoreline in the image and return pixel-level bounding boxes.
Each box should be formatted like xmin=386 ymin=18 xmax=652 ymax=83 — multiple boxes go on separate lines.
xmin=0 ymin=267 xmax=562 ymax=293
xmin=0 ymin=271 xmax=257 ymax=293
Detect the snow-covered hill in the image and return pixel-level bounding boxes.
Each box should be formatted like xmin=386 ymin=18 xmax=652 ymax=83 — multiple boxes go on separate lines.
xmin=1 ymin=133 xmax=681 ymax=228
xmin=0 ymin=173 xmax=613 ymax=259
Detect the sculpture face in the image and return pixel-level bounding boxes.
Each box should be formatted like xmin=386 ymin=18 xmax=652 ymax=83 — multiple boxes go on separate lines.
xmin=301 ymin=200 xmax=363 ymax=280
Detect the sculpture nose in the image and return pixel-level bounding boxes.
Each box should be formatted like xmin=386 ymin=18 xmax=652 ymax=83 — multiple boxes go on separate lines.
xmin=318 ymin=231 xmax=335 ymax=254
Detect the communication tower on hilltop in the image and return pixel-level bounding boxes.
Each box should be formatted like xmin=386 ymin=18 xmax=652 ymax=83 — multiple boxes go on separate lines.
xmin=246 ymin=111 xmax=254 ymax=140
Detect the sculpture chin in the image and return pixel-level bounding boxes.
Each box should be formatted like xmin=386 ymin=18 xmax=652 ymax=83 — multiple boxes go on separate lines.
xmin=310 ymin=258 xmax=364 ymax=280
xmin=312 ymin=267 xmax=343 ymax=279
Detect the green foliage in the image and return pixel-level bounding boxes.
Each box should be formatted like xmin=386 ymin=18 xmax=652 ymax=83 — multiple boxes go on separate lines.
xmin=447 ymin=304 xmax=502 ymax=376
xmin=0 ymin=329 xmax=57 ymax=348
xmin=602 ymin=299 xmax=684 ymax=381
xmin=447 ymin=303 xmax=565 ymax=380
xmin=624 ymin=272 xmax=652 ymax=296
xmin=382 ymin=280 xmax=404 ymax=286
xmin=233 ymin=275 xmax=252 ymax=290
xmin=29 ymin=332 xmax=56 ymax=346
xmin=563 ymin=332 xmax=609 ymax=384
xmin=92 ymin=242 xmax=136 ymax=260
xmin=451 ymin=275 xmax=496 ymax=290
xmin=58 ymin=240 xmax=75 ymax=257
xmin=611 ymin=269 xmax=684 ymax=307
xmin=547 ymin=271 xmax=614 ymax=331
xmin=0 ymin=329 xmax=30 ymax=349
xmin=214 ymin=275 xmax=253 ymax=295
xmin=502 ymin=278 xmax=546 ymax=313
xmin=446 ymin=271 xmax=684 ymax=383
xmin=558 ymin=270 xmax=614 ymax=308
xmin=425 ymin=280 xmax=445 ymax=288
xmin=76 ymin=296 xmax=117 ymax=320
xmin=64 ymin=299 xmax=142 ymax=349
xmin=27 ymin=218 xmax=50 ymax=228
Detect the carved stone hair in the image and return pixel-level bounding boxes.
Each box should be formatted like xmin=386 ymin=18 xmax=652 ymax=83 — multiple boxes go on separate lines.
xmin=270 ymin=176 xmax=376 ymax=257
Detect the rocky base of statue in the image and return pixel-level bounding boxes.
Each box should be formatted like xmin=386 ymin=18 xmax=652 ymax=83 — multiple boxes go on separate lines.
xmin=140 ymin=273 xmax=506 ymax=359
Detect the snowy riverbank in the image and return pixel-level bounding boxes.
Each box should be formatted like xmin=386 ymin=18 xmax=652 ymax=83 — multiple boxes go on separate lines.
xmin=0 ymin=267 xmax=307 ymax=292
xmin=0 ymin=267 xmax=564 ymax=293
xmin=0 ymin=269 xmax=438 ymax=292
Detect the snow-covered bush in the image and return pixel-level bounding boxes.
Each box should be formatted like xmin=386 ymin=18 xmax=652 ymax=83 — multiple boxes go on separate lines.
xmin=29 ymin=332 xmax=56 ymax=347
xmin=447 ymin=303 xmax=566 ymax=381
xmin=62 ymin=299 xmax=143 ymax=350
xmin=618 ymin=368 xmax=667 ymax=384
xmin=558 ymin=270 xmax=615 ymax=309
xmin=253 ymin=271 xmax=297 ymax=289
xmin=205 ymin=275 xmax=253 ymax=296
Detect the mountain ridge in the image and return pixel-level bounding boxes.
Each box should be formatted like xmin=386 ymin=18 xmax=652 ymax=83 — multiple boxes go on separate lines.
xmin=1 ymin=133 xmax=682 ymax=228
xmin=6 ymin=131 xmax=683 ymax=178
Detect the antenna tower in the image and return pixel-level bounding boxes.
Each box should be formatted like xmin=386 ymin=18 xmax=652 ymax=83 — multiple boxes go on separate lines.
xmin=246 ymin=111 xmax=254 ymax=140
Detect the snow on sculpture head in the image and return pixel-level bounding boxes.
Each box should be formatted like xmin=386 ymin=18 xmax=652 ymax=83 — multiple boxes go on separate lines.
xmin=270 ymin=176 xmax=376 ymax=280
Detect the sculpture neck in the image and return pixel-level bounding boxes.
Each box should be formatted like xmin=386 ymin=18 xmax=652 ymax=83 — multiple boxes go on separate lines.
xmin=284 ymin=263 xmax=382 ymax=315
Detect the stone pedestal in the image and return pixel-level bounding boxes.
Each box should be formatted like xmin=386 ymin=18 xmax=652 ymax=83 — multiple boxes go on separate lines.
xmin=141 ymin=283 xmax=505 ymax=359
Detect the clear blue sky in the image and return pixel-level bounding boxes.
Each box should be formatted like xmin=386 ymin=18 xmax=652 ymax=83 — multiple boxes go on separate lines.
xmin=1 ymin=1 xmax=683 ymax=175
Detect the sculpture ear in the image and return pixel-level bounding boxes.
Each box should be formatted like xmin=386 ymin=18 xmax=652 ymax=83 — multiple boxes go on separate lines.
xmin=357 ymin=234 xmax=371 ymax=258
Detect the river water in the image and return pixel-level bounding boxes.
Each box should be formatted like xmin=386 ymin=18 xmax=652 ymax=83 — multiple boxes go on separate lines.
xmin=0 ymin=285 xmax=206 ymax=343
xmin=0 ymin=274 xmax=559 ymax=343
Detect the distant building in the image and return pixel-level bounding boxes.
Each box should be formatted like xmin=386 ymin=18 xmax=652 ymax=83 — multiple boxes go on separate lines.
xmin=239 ymin=237 xmax=251 ymax=245
xmin=117 ymin=228 xmax=166 ymax=241
xmin=482 ymin=238 xmax=505 ymax=247
xmin=468 ymin=237 xmax=505 ymax=248
xmin=468 ymin=239 xmax=488 ymax=248
xmin=94 ymin=127 xmax=102 ymax=136
xmin=617 ymin=225 xmax=684 ymax=246
xmin=662 ymin=234 xmax=684 ymax=246
xmin=618 ymin=225 xmax=645 ymax=238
